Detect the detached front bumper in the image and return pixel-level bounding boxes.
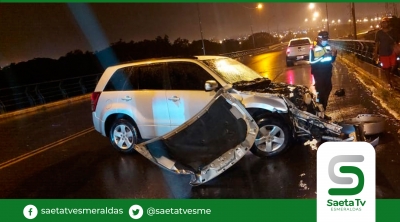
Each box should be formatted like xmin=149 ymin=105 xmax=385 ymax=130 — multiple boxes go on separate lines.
xmin=134 ymin=88 xmax=259 ymax=186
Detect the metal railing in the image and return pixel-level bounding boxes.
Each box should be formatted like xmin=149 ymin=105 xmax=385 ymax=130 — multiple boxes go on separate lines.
xmin=330 ymin=39 xmax=400 ymax=71
xmin=220 ymin=43 xmax=286 ymax=59
xmin=329 ymin=39 xmax=400 ymax=90
xmin=0 ymin=73 xmax=101 ymax=114
xmin=0 ymin=42 xmax=315 ymax=115
xmin=329 ymin=39 xmax=379 ymax=67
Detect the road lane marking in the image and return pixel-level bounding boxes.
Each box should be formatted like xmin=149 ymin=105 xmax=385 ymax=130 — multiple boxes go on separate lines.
xmin=0 ymin=127 xmax=95 ymax=170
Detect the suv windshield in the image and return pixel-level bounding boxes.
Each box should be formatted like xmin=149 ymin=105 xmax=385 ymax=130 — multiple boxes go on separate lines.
xmin=201 ymin=58 xmax=263 ymax=84
xmin=289 ymin=39 xmax=311 ymax=47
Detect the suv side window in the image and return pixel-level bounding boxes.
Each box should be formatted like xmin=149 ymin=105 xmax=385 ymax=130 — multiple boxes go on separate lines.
xmin=167 ymin=62 xmax=215 ymax=90
xmin=125 ymin=63 xmax=166 ymax=90
xmin=104 ymin=69 xmax=130 ymax=91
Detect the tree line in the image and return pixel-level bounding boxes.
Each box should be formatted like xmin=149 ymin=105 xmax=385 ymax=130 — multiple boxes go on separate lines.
xmin=0 ymin=32 xmax=279 ymax=89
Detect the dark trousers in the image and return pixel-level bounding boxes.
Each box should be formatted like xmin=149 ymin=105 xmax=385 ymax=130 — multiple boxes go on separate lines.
xmin=313 ymin=71 xmax=332 ymax=110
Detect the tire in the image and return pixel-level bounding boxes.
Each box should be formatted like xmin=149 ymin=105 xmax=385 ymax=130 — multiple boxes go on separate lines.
xmin=286 ymin=61 xmax=293 ymax=67
xmin=250 ymin=116 xmax=292 ymax=158
xmin=109 ymin=119 xmax=139 ymax=154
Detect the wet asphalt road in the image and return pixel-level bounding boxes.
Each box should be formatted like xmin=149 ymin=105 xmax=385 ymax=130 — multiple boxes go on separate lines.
xmin=1 ymin=48 xmax=400 ymax=198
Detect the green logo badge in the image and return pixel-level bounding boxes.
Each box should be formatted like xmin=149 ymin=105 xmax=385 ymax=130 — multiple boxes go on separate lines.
xmin=328 ymin=155 xmax=364 ymax=195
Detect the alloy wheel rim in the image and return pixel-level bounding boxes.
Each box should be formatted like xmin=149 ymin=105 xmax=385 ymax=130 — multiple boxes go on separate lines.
xmin=113 ymin=124 xmax=136 ymax=149
xmin=254 ymin=125 xmax=285 ymax=153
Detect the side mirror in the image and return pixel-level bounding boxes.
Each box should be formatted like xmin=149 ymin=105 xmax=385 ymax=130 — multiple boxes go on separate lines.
xmin=205 ymin=80 xmax=218 ymax=91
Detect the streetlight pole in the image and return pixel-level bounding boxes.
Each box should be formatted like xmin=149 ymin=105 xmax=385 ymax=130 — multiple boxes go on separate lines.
xmin=325 ymin=3 xmax=329 ymax=33
xmin=249 ymin=13 xmax=256 ymax=49
xmin=196 ymin=4 xmax=206 ymax=55
xmin=351 ymin=3 xmax=357 ymax=40
xmin=241 ymin=3 xmax=262 ymax=49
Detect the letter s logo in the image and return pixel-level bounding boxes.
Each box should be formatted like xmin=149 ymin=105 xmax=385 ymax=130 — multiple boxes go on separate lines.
xmin=328 ymin=155 xmax=364 ymax=195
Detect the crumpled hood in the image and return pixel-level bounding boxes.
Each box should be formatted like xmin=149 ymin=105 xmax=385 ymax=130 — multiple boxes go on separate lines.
xmin=234 ymin=80 xmax=315 ymax=112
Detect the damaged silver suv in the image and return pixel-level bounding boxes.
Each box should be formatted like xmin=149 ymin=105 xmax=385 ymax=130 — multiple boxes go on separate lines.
xmin=92 ymin=56 xmax=365 ymax=158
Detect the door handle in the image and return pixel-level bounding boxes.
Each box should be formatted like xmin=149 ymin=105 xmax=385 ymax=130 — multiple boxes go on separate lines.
xmin=121 ymin=96 xmax=132 ymax=101
xmin=168 ymin=96 xmax=180 ymax=102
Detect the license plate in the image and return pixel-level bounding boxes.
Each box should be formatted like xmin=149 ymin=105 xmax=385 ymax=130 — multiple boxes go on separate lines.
xmin=297 ymin=56 xmax=304 ymax=60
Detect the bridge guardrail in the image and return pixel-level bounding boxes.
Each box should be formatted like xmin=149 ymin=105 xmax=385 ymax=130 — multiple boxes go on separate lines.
xmin=5 ymin=40 xmax=395 ymax=115
xmin=0 ymin=44 xmax=287 ymax=115
xmin=0 ymin=74 xmax=100 ymax=114
xmin=330 ymin=39 xmax=379 ymax=67
xmin=330 ymin=39 xmax=400 ymax=91
xmin=220 ymin=43 xmax=286 ymax=59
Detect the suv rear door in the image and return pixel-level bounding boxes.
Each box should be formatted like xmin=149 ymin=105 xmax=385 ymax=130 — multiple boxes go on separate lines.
xmin=124 ymin=63 xmax=171 ymax=138
xmin=165 ymin=61 xmax=217 ymax=129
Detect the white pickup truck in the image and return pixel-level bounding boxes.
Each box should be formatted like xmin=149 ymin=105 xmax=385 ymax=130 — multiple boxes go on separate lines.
xmin=286 ymin=37 xmax=313 ymax=66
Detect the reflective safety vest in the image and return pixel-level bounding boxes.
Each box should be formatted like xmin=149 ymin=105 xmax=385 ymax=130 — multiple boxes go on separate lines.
xmin=309 ymin=45 xmax=333 ymax=64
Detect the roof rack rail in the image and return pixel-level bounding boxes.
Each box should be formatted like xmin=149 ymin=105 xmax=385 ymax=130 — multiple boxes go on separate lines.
xmin=118 ymin=55 xmax=198 ymax=65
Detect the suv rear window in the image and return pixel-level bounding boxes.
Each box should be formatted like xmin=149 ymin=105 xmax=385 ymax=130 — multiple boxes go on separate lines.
xmin=103 ymin=69 xmax=130 ymax=91
xmin=104 ymin=63 xmax=166 ymax=91
xmin=289 ymin=39 xmax=311 ymax=47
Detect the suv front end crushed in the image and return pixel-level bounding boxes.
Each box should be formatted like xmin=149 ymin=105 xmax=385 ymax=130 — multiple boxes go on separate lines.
xmin=247 ymin=81 xmax=380 ymax=148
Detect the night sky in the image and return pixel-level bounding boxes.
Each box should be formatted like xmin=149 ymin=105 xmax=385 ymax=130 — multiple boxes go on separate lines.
xmin=0 ymin=3 xmax=389 ymax=67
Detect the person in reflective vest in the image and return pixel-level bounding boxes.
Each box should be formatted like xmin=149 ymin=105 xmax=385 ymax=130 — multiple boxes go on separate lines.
xmin=309 ymin=31 xmax=337 ymax=120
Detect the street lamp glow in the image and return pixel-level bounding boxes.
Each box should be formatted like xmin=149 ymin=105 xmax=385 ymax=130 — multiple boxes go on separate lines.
xmin=312 ymin=17 xmax=316 ymax=21
xmin=332 ymin=20 xmax=335 ymax=24
xmin=313 ymin=11 xmax=319 ymax=18
xmin=309 ymin=3 xmax=315 ymax=10
xmin=338 ymin=19 xmax=341 ymax=23
xmin=305 ymin=18 xmax=308 ymax=22
xmin=240 ymin=3 xmax=263 ymax=49
xmin=348 ymin=19 xmax=351 ymax=22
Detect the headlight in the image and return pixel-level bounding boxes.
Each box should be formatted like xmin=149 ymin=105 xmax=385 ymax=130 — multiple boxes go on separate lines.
xmin=303 ymin=92 xmax=312 ymax=105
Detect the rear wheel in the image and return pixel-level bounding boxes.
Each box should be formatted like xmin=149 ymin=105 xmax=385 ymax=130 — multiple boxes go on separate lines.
xmin=109 ymin=119 xmax=139 ymax=153
xmin=250 ymin=116 xmax=292 ymax=158
xmin=286 ymin=60 xmax=293 ymax=67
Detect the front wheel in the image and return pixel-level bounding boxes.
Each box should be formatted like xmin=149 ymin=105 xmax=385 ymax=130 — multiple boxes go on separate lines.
xmin=250 ymin=117 xmax=292 ymax=158
xmin=109 ymin=119 xmax=139 ymax=154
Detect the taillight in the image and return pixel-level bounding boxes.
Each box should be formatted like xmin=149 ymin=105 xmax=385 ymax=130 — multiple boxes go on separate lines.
xmin=91 ymin=92 xmax=101 ymax=112
xmin=286 ymin=48 xmax=290 ymax=55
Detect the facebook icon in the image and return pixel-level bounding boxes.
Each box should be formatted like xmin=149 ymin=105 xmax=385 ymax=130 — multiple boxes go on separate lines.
xmin=23 ymin=205 xmax=38 ymax=219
